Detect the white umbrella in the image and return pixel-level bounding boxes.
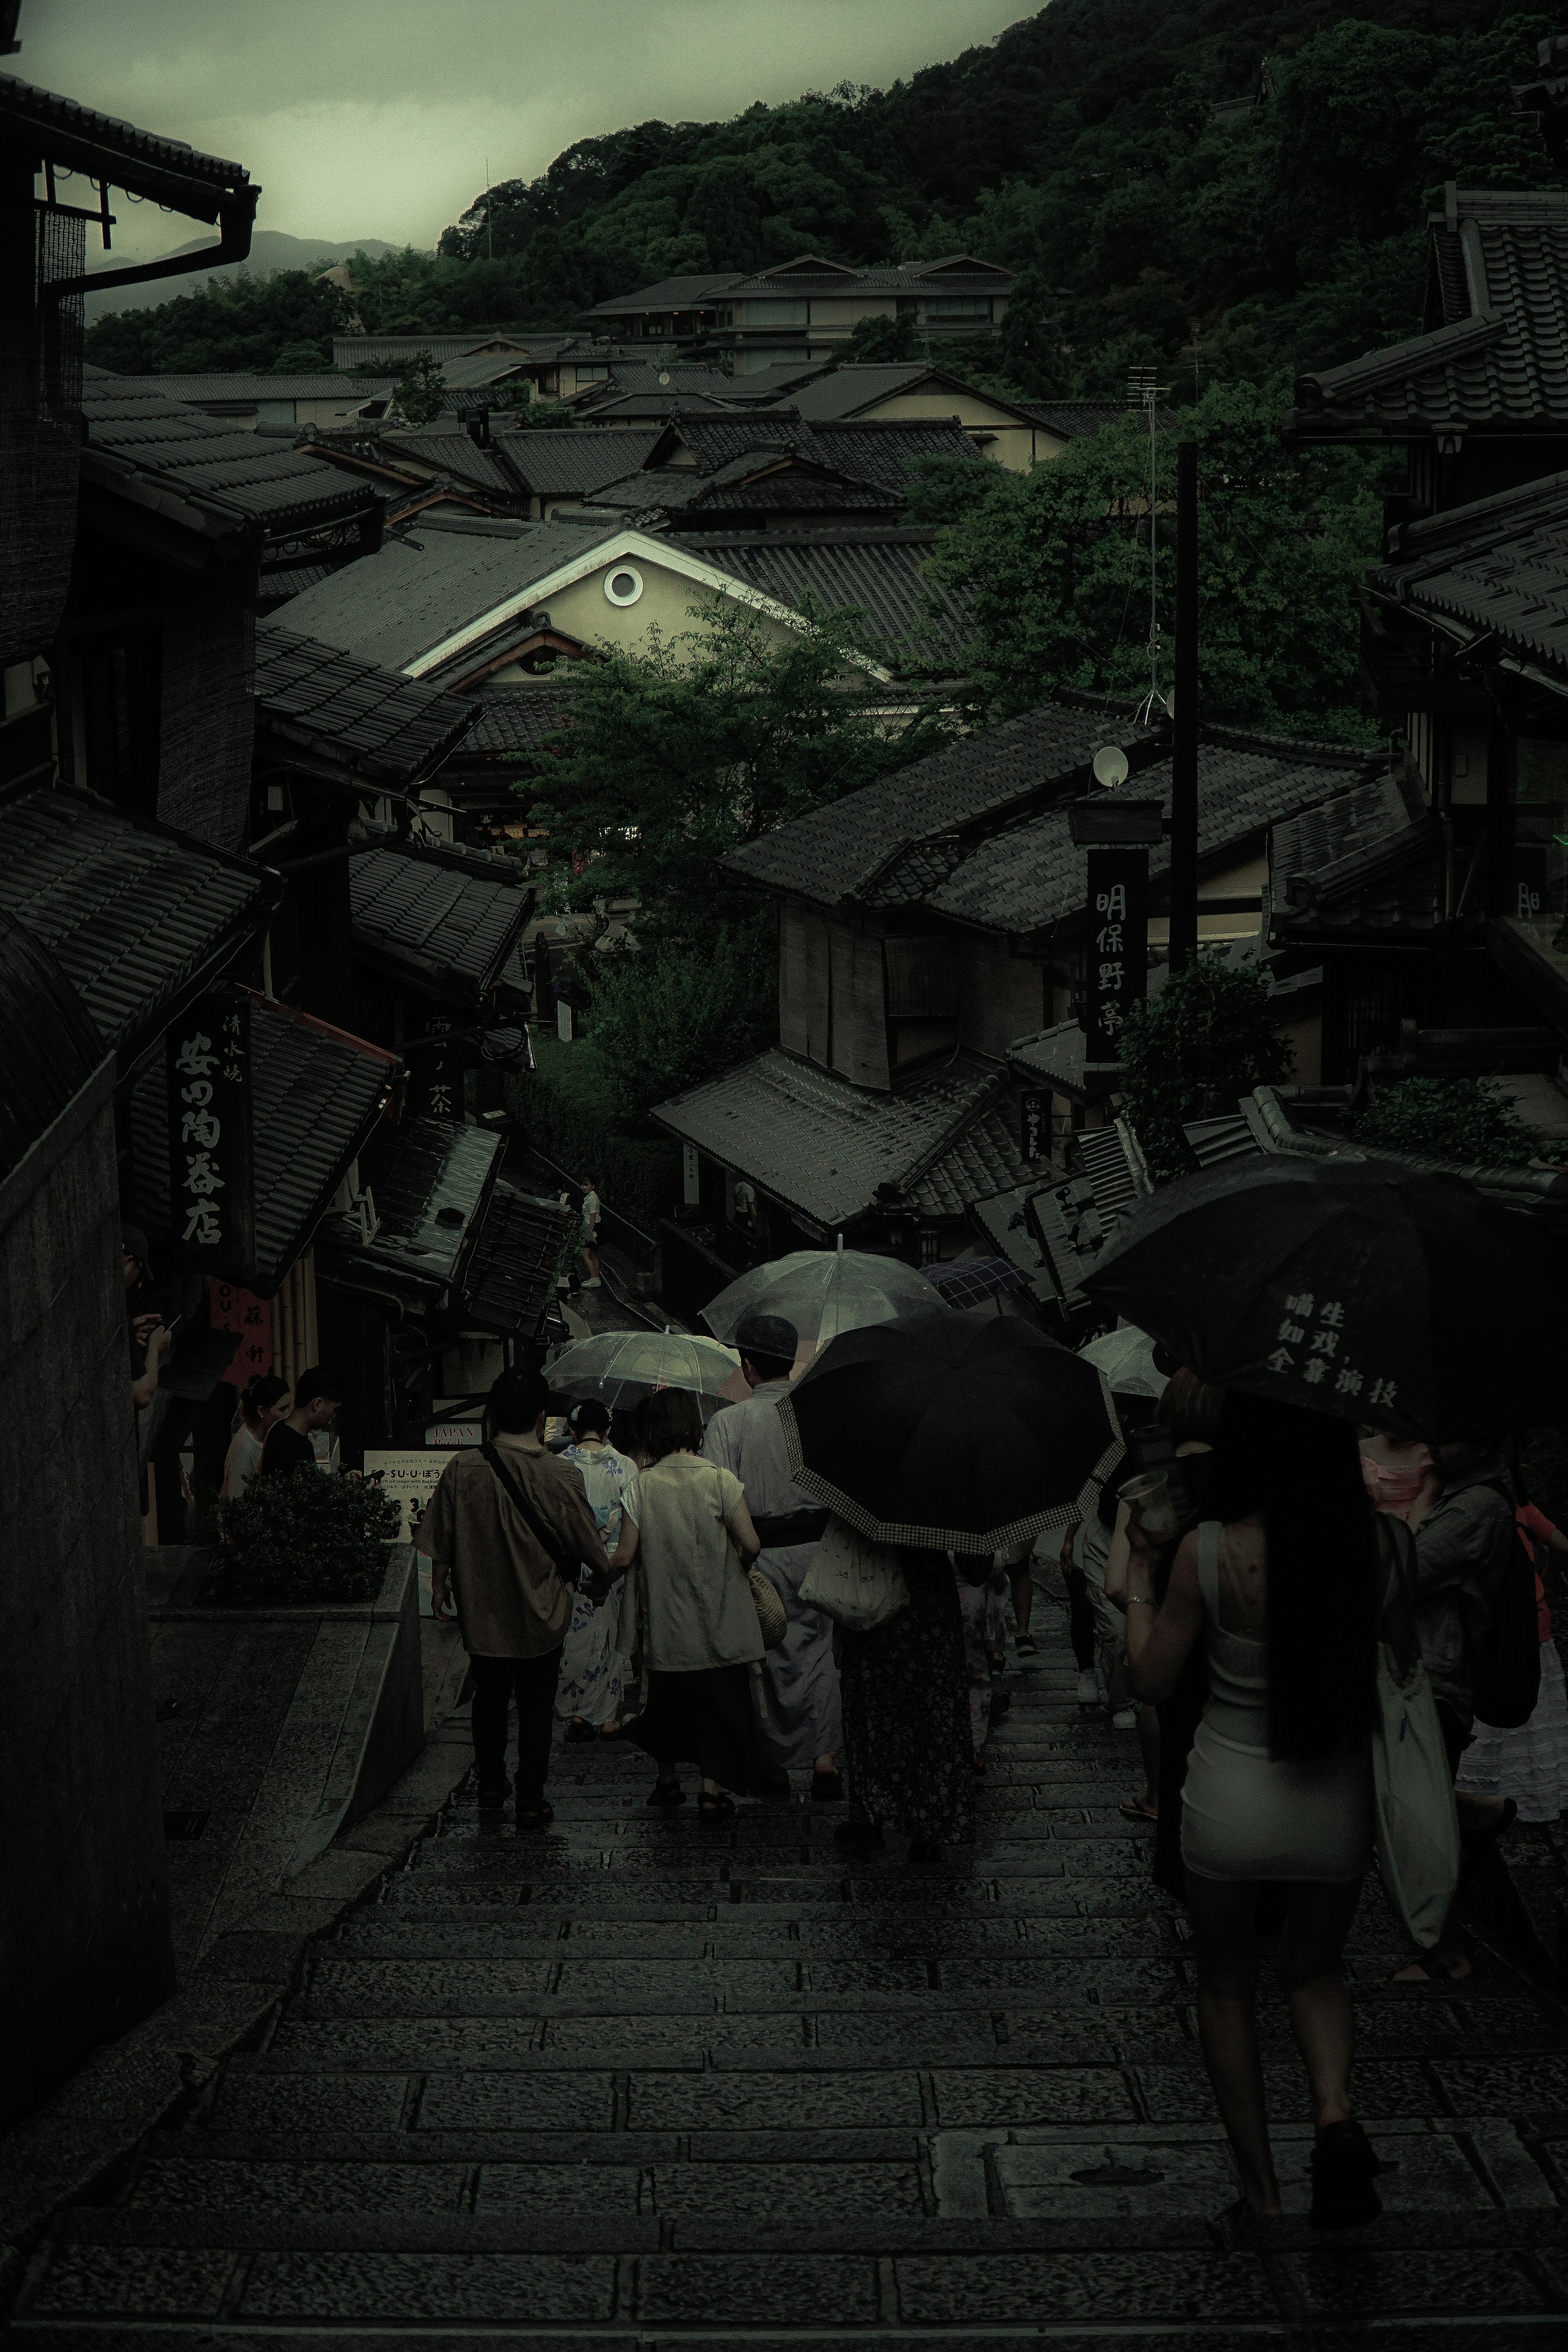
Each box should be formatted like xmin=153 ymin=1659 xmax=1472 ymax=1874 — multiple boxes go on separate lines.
xmin=1078 ymin=1322 xmax=1166 ymax=1401
xmin=546 ymin=1330 xmax=740 ymax=1414
xmin=700 ymin=1244 xmax=943 ymax=1357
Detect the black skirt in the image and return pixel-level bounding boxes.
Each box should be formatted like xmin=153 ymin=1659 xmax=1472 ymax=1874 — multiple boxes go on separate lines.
xmin=629 ymin=1663 xmax=759 ymax=1790
xmin=838 ymin=1547 xmax=974 ymax=1842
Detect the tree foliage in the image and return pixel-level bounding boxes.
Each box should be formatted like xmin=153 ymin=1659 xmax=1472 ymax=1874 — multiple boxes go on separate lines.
xmin=589 ymin=927 xmax=779 ymax=1124
xmin=1118 ymin=960 xmax=1295 ymax=1183
xmin=920 ymin=376 xmax=1386 ymax=739
xmin=1352 ymin=1075 xmax=1541 ymax=1167
xmin=387 ymin=350 xmax=446 ymax=424
xmin=88 ymin=8 xmax=1561 ymax=383
xmin=517 ymin=598 xmax=953 ymax=938
xmin=85 ymin=267 xmax=353 ymax=374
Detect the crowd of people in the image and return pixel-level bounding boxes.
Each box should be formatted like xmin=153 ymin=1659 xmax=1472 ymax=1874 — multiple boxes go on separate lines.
xmin=411 ymin=1308 xmax=1568 ymax=2236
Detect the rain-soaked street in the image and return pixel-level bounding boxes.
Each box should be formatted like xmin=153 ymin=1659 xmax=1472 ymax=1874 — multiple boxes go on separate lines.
xmin=13 ymin=1578 xmax=1568 ymax=2345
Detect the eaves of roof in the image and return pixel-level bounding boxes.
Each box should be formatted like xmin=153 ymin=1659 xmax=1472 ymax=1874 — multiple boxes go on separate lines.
xmin=254 ymin=626 xmax=478 ymax=788
xmin=0 ymin=786 xmax=278 ymax=1072
xmin=80 ymin=384 xmax=381 ymax=543
xmin=0 ymin=73 xmax=250 ymax=215
xmin=349 ymin=840 xmax=535 ymax=1000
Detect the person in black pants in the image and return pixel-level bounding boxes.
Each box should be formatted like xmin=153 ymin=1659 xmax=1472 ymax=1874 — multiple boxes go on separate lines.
xmin=424 ymin=1368 xmax=634 ymax=1830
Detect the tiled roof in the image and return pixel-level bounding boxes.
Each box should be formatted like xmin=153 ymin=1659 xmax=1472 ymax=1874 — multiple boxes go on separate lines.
xmin=1270 ymin=768 xmax=1447 ymax=940
xmin=811 ymin=419 xmax=989 ymax=488
xmin=80 ymin=377 xmax=379 ymax=540
xmin=277 ymin=517 xmax=567 ymax=670
xmin=929 ymin=731 xmax=1366 ymax=938
xmin=463 ymin=1182 xmax=577 ymax=1336
xmin=354 ymin=1116 xmax=504 ymax=1293
xmin=83 ymin=372 xmax=393 ymax=401
xmin=653 ymin=462 xmax=903 ymax=518
xmin=650 ymin=1046 xmax=1008 ymax=1229
xmin=1007 ymin=1020 xmax=1091 ymax=1100
xmin=254 ymin=627 xmax=477 ymax=786
xmin=698 ymin=527 xmax=972 ymax=662
xmin=499 ymin=428 xmax=663 ymax=497
xmin=0 ymin=788 xmax=274 ymax=1058
xmin=455 ymin=685 xmax=578 ymax=755
xmin=376 ymin=432 xmax=519 ymax=497
xmin=586 ymin=276 xmax=748 ymax=313
xmin=568 ymin=389 xmax=744 ymax=422
xmin=722 ymin=704 xmax=1156 ymax=906
xmin=334 ymin=334 xmax=568 ymax=368
xmin=574 ymin=363 xmax=740 ymax=405
xmin=778 ymin=366 xmax=1031 ymax=425
xmin=967 ymin=1182 xmax=1062 ymax=1307
xmin=908 ymin=1103 xmax=1035 ymax=1218
xmin=129 ymin=991 xmax=395 ymax=1294
xmin=350 ymin=838 xmax=534 ymax=998
xmin=0 ymin=912 xmax=107 ymax=1180
xmin=1292 ymin=189 xmax=1568 ymax=434
xmin=1372 ymin=469 xmax=1568 ymax=682
xmin=0 ymin=74 xmax=250 ymax=206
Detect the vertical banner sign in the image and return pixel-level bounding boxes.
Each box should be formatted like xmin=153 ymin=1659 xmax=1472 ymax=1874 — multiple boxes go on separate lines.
xmin=168 ymin=991 xmax=254 ymax=1273
xmin=1020 ymin=1091 xmax=1048 ymax=1162
xmin=208 ymin=1279 xmax=273 ymax=1379
xmin=409 ymin=1018 xmax=466 ymax=1123
xmin=1082 ymin=848 xmax=1149 ymax=1071
xmin=682 ymin=1143 xmax=701 ymax=1206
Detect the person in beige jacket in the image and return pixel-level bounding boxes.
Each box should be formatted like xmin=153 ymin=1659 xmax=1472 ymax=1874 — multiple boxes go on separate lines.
xmin=424 ymin=1368 xmax=632 ymax=1830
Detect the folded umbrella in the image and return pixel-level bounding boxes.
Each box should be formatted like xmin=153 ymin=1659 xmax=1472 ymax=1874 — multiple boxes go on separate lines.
xmin=1081 ymin=1156 xmax=1568 ymax=1442
xmin=777 ymin=1317 xmax=1123 ymax=1554
xmin=547 ymin=1330 xmax=740 ymax=1416
xmin=702 ymin=1246 xmax=939 ymax=1353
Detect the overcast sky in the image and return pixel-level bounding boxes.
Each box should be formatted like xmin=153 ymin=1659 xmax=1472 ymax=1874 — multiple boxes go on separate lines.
xmin=21 ymin=0 xmax=1029 ymax=259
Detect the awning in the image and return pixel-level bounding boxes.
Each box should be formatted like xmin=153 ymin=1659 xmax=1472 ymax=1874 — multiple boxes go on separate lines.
xmin=318 ymin=1114 xmax=504 ymax=1310
xmin=350 ymin=836 xmax=535 ymax=1002
xmin=463 ymin=1183 xmax=577 ymax=1337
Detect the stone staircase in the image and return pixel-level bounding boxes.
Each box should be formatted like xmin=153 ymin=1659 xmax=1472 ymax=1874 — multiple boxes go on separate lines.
xmin=11 ymin=1597 xmax=1568 ymax=2345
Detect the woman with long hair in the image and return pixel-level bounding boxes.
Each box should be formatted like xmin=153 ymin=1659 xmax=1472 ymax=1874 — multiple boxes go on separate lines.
xmin=622 ymin=1388 xmax=765 ymax=1819
xmin=1123 ymin=1390 xmax=1381 ymax=2231
xmin=221 ymin=1373 xmax=292 ymax=1499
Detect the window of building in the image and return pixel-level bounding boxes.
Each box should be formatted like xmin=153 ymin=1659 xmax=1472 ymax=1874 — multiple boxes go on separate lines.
xmin=921 ymin=298 xmax=992 ymax=321
xmin=603 ymin=564 xmax=644 ymax=608
xmin=739 ymin=299 xmax=807 ymax=327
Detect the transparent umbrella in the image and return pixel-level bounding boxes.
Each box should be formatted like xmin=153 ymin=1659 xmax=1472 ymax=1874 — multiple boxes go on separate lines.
xmin=700 ymin=1245 xmax=942 ymax=1358
xmin=1078 ymin=1323 xmax=1167 ymax=1402
xmin=546 ymin=1330 xmax=741 ymax=1416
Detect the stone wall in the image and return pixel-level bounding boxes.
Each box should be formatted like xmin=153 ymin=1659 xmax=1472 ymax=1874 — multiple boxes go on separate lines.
xmin=0 ymin=1065 xmax=174 ymax=2129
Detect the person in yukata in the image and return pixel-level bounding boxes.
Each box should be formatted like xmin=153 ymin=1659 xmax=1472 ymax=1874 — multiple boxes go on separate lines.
xmin=703 ymin=1311 xmax=844 ymax=1801
xmin=555 ymin=1397 xmax=638 ymax=1740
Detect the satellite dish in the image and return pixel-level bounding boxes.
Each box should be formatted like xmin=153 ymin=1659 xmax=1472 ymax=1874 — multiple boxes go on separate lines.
xmin=658 ymin=371 xmax=671 ymax=387
xmin=1092 ymin=745 xmax=1129 ymax=790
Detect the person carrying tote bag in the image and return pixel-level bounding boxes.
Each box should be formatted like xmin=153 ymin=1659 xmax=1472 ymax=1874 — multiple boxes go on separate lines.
xmin=799 ymin=1513 xmax=909 ymax=1634
xmin=1373 ymin=1515 xmax=1461 ymax=1950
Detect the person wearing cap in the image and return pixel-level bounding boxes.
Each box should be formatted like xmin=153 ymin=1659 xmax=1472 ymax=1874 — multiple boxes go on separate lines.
xmin=702 ymin=1310 xmax=843 ymax=1802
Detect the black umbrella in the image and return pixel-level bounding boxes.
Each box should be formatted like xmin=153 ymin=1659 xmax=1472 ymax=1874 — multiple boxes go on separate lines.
xmin=1081 ymin=1155 xmax=1568 ymax=1443
xmin=776 ymin=1316 xmax=1123 ymax=1554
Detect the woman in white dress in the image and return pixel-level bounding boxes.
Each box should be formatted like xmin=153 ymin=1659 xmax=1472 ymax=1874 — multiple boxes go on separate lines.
xmin=1123 ymin=1389 xmax=1382 ymax=2233
xmin=221 ymin=1374 xmax=292 ymax=1500
xmin=554 ymin=1399 xmax=638 ymax=1740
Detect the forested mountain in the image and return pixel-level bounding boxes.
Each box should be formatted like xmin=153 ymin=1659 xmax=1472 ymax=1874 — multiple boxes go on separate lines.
xmin=87 ymin=2 xmax=1563 ymax=392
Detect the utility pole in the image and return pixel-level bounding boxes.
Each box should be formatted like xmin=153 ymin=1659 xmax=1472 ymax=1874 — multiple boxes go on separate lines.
xmin=1168 ymin=437 xmax=1199 ymax=973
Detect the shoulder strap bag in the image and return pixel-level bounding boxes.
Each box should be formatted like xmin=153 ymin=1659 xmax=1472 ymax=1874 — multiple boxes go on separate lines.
xmin=799 ymin=1515 xmax=909 ymax=1635
xmin=1370 ymin=1513 xmax=1461 ymax=1951
xmin=481 ymin=1442 xmax=582 ymax=1583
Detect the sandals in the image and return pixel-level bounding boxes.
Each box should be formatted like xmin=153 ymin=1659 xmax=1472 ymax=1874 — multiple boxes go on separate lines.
xmin=697 ymin=1790 xmax=735 ymax=1820
xmin=1309 ymin=2119 xmax=1383 ymax=2231
xmin=516 ymin=1800 xmax=554 ymax=1833
xmin=647 ymin=1780 xmax=686 ymax=1808
xmin=811 ymin=1768 xmax=844 ymax=1803
xmin=1013 ymin=1634 xmax=1038 ymax=1656
xmin=563 ymin=1717 xmax=598 ymax=1744
xmin=1119 ymin=1797 xmax=1158 ymax=1823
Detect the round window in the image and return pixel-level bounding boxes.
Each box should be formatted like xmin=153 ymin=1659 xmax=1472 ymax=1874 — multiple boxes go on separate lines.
xmin=604 ymin=564 xmax=644 ymax=607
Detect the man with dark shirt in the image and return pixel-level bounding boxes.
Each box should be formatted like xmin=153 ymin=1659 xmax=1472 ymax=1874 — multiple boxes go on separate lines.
xmin=260 ymin=1368 xmax=346 ymax=1476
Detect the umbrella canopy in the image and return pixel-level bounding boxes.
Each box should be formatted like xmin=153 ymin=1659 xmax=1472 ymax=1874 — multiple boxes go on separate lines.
xmin=547 ymin=1330 xmax=740 ymax=1415
xmin=1081 ymin=1156 xmax=1568 ymax=1442
xmin=1078 ymin=1323 xmax=1167 ymax=1403
xmin=702 ymin=1247 xmax=938 ymax=1352
xmin=777 ymin=1317 xmax=1123 ymax=1554
xmin=922 ymin=1257 xmax=1032 ymax=1310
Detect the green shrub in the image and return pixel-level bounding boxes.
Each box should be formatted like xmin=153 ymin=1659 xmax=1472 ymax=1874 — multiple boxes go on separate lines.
xmin=1352 ymin=1076 xmax=1539 ymax=1169
xmin=214 ymin=1468 xmax=401 ymax=1605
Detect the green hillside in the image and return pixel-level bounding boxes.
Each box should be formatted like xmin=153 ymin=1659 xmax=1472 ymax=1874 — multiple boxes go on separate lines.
xmin=87 ymin=3 xmax=1564 ymax=392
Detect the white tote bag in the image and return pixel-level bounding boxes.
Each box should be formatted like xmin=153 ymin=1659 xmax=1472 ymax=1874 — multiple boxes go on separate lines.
xmin=1371 ymin=1519 xmax=1461 ymax=1950
xmin=799 ymin=1514 xmax=909 ymax=1633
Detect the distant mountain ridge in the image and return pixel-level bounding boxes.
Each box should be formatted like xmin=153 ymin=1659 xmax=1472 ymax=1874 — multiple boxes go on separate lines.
xmin=85 ymin=231 xmax=416 ymax=321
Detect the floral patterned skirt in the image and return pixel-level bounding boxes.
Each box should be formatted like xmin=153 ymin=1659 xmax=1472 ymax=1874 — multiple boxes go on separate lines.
xmin=839 ymin=1548 xmax=975 ymax=1842
xmin=553 ymin=1579 xmax=627 ymax=1727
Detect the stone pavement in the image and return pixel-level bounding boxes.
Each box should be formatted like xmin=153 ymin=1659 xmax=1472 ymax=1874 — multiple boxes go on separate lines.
xmin=11 ymin=1590 xmax=1568 ymax=2347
